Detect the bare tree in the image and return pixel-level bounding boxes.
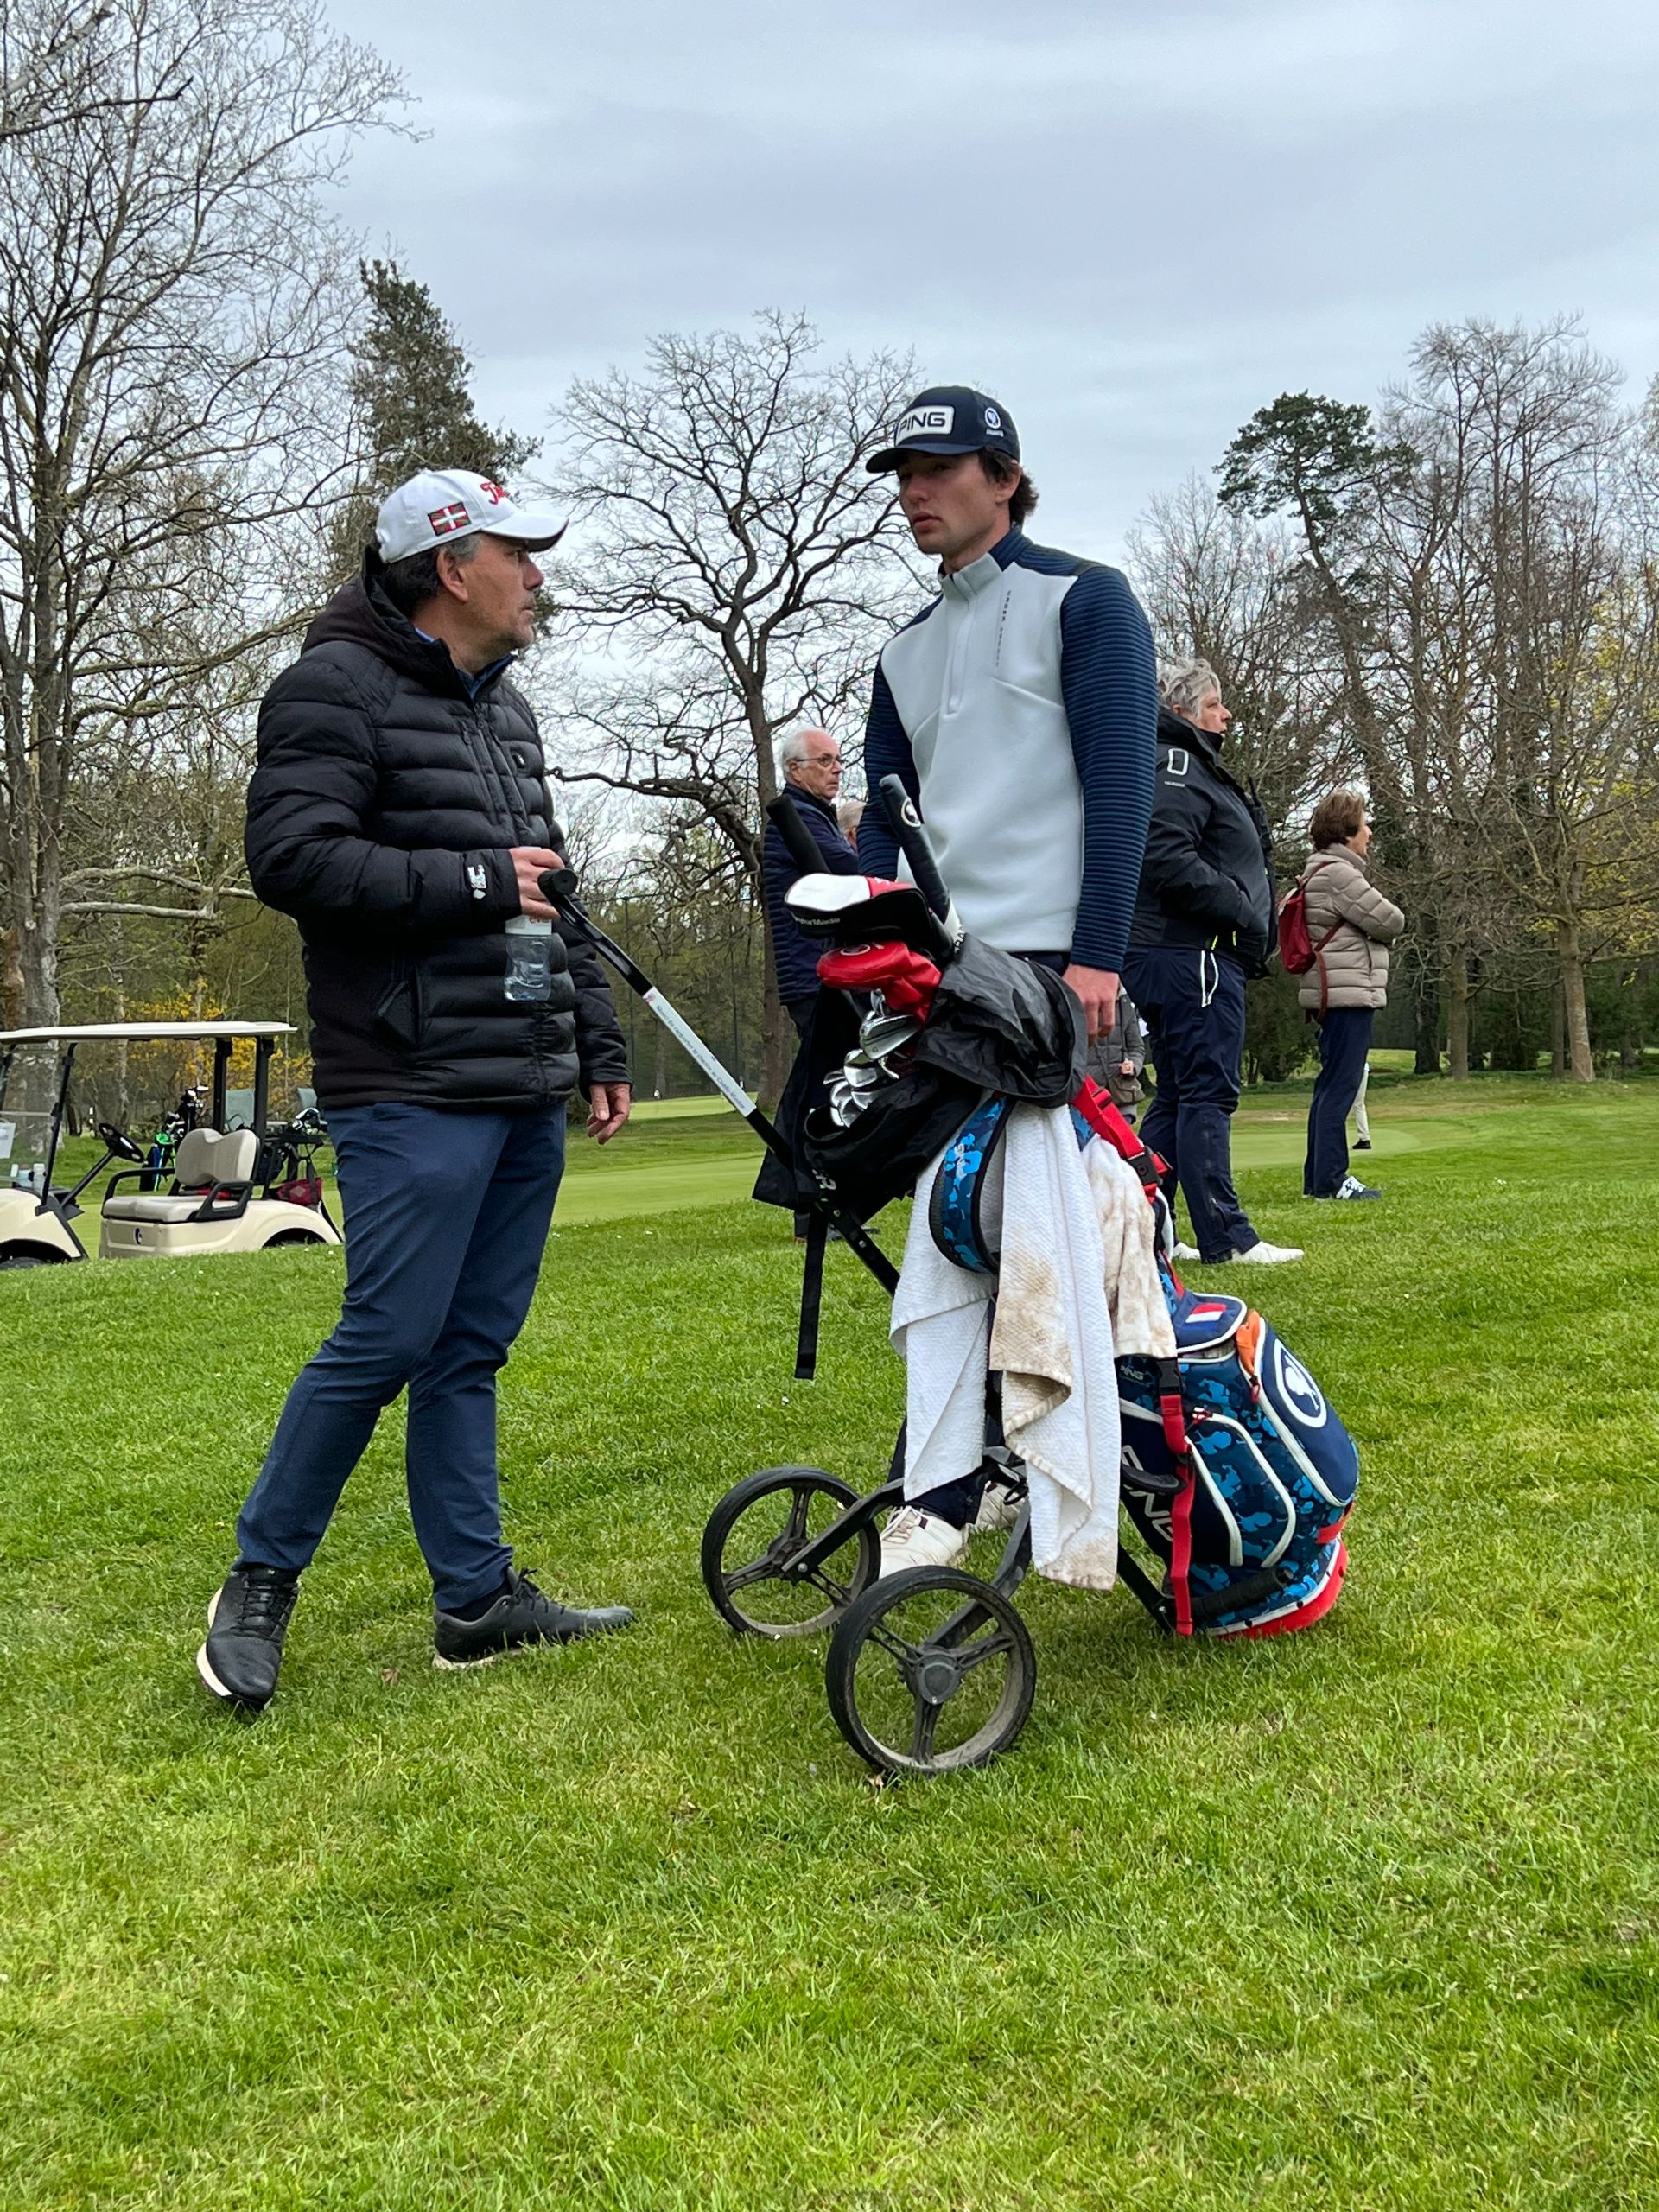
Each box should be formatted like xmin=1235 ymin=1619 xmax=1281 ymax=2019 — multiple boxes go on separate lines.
xmin=0 ymin=3 xmax=171 ymax=145
xmin=0 ymin=0 xmax=401 ymax=1026
xmin=1381 ymin=321 xmax=1655 ymax=1081
xmin=1128 ymin=475 xmax=1341 ymax=836
xmin=541 ymin=311 xmax=923 ymax=1096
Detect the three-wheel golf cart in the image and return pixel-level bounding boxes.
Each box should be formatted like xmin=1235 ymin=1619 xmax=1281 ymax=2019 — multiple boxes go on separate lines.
xmin=0 ymin=1022 xmax=340 ymax=1269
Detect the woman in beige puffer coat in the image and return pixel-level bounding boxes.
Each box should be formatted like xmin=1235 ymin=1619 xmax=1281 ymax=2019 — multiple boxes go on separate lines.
xmin=1297 ymin=790 xmax=1405 ymax=1200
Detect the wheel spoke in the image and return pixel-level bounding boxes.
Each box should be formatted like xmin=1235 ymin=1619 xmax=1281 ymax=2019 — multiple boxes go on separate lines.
xmin=722 ymin=1554 xmax=782 ymax=1594
xmin=798 ymin=1567 xmax=855 ymax=1606
xmin=949 ymin=1629 xmax=1017 ymax=1675
xmin=910 ymin=1700 xmax=940 ymax=1765
xmin=784 ymin=1486 xmax=813 ymax=1545
xmin=865 ymin=1618 xmax=924 ymax=1666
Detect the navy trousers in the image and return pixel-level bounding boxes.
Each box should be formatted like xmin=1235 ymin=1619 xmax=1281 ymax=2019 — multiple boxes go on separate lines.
xmin=1122 ymin=946 xmax=1257 ymax=1262
xmin=1304 ymin=1007 xmax=1375 ymax=1197
xmin=237 ymin=1103 xmax=566 ymax=1611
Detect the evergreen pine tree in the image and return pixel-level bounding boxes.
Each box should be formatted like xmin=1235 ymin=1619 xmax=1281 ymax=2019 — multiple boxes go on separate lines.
xmin=330 ymin=259 xmax=538 ymax=580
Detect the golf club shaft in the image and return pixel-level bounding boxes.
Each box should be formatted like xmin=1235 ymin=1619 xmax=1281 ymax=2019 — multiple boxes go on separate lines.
xmin=538 ymin=870 xmax=899 ymax=1296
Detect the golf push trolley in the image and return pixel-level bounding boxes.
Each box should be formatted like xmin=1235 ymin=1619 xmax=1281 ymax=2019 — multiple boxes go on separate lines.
xmin=543 ymin=779 xmax=1286 ymax=1778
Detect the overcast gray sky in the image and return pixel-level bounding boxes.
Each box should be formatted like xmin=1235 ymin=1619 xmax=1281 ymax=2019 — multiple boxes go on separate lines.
xmin=322 ymin=0 xmax=1659 ymax=561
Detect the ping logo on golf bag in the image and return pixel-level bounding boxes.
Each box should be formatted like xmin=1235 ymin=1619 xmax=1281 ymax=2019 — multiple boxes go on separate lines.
xmin=1271 ymin=1338 xmax=1327 ymax=1429
xmin=1118 ymin=1288 xmax=1358 ymax=1639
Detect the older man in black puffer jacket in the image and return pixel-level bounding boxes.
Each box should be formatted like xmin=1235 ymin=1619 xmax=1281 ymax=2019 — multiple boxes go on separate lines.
xmin=197 ymin=470 xmax=634 ymax=1716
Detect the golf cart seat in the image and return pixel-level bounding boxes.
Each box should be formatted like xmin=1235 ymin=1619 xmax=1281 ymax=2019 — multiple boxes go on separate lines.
xmin=102 ymin=1127 xmax=259 ymax=1223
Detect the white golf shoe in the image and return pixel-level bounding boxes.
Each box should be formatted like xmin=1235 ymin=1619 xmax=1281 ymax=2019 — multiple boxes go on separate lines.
xmin=972 ymin=1482 xmax=1020 ymax=1535
xmin=880 ymin=1506 xmax=970 ymax=1578
xmin=1228 ymin=1238 xmax=1305 ymax=1265
xmin=1172 ymin=1240 xmax=1202 ymax=1261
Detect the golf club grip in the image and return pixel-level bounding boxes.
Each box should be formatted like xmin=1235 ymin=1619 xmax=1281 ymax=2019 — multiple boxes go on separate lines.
xmin=877 ymin=775 xmax=951 ymax=922
xmin=766 ymin=793 xmax=825 ymax=876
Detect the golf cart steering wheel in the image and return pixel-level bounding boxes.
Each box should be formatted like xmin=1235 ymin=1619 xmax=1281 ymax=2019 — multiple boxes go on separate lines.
xmin=97 ymin=1121 xmax=145 ymax=1165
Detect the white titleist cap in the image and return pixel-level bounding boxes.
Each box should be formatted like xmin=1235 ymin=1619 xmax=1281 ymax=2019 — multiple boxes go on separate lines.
xmin=374 ymin=468 xmax=568 ymax=564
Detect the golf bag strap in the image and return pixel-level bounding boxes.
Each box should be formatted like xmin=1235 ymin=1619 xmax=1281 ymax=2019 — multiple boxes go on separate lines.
xmin=1071 ymin=1077 xmax=1168 ymax=1200
xmin=795 ymin=1210 xmax=829 ymax=1382
xmin=1157 ymin=1355 xmax=1197 ymax=1637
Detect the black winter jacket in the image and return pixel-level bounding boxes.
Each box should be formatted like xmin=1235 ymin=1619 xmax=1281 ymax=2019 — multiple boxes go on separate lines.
xmin=762 ymin=786 xmax=861 ymax=1004
xmin=1127 ymin=708 xmax=1275 ymax=974
xmin=245 ymin=556 xmax=628 ymax=1112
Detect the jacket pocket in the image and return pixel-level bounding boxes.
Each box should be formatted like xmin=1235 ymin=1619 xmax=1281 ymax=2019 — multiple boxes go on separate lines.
xmin=372 ymin=959 xmax=423 ymax=1050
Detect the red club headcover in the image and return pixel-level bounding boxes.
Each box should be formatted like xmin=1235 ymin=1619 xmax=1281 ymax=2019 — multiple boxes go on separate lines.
xmin=817 ymin=940 xmax=942 ymax=1020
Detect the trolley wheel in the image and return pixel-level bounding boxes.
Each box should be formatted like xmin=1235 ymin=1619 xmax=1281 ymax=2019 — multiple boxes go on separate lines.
xmin=825 ymin=1565 xmax=1037 ymax=1777
xmin=701 ymin=1467 xmax=880 ymax=1639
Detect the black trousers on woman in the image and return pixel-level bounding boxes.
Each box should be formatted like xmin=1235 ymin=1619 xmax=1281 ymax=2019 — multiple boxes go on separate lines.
xmin=1304 ymin=1007 xmax=1374 ymax=1196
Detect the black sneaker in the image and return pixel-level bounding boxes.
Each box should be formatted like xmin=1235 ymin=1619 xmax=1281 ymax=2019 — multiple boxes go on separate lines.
xmin=196 ymin=1565 xmax=298 ymax=1713
xmin=1354 ymin=1137 xmax=1373 ymax=1151
xmin=433 ymin=1567 xmax=633 ymax=1670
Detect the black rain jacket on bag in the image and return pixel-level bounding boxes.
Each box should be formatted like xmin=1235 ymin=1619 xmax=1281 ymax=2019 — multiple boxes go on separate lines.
xmin=245 ymin=552 xmax=628 ymax=1112
xmin=1127 ymin=707 xmax=1276 ymax=975
xmin=753 ymin=934 xmax=1085 ymax=1222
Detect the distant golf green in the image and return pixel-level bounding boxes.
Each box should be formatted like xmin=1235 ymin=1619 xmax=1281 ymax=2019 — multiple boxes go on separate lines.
xmin=35 ymin=1068 xmax=1619 ymax=1243
xmin=558 ymin=1072 xmax=1565 ymax=1224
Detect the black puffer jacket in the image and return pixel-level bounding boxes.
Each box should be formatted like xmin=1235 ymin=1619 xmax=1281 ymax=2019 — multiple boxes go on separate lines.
xmin=245 ymin=556 xmax=628 ymax=1111
xmin=1126 ymin=708 xmax=1275 ymax=974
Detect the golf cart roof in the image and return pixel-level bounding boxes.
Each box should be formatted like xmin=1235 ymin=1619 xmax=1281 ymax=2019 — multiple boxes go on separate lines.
xmin=0 ymin=1021 xmax=296 ymax=1046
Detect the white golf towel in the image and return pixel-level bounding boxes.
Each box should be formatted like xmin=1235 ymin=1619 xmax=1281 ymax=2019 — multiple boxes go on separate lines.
xmin=893 ymin=1104 xmax=1171 ymax=1591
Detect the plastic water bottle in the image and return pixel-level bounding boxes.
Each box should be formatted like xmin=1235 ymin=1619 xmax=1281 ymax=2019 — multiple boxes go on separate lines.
xmin=504 ymin=915 xmax=554 ymax=1001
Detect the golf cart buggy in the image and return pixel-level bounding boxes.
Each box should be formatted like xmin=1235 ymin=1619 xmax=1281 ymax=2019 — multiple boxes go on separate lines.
xmin=0 ymin=1021 xmax=340 ymax=1268
xmin=542 ymin=782 xmax=1360 ymax=1780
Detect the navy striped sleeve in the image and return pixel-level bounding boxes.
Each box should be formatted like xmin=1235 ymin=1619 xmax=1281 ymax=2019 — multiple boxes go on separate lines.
xmin=1058 ymin=566 xmax=1159 ymax=971
xmin=855 ymin=660 xmax=912 ymax=883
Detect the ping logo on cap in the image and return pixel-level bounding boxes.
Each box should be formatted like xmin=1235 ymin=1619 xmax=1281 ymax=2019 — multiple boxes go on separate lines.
xmin=984 ymin=405 xmax=1003 ymax=430
xmin=893 ymin=404 xmax=954 ymax=442
xmin=428 ymin=501 xmax=471 ymax=536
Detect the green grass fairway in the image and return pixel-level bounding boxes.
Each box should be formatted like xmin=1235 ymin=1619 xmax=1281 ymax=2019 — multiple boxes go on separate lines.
xmin=1 ymin=1077 xmax=1656 ymax=2209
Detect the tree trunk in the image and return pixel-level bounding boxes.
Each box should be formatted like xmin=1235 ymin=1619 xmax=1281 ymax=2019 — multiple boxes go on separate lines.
xmin=18 ymin=884 xmax=60 ymax=1028
xmin=1 ymin=925 xmax=22 ymax=1031
xmin=1556 ymin=919 xmax=1594 ymax=1084
xmin=1412 ymin=947 xmax=1441 ymax=1075
xmin=1446 ymin=946 xmax=1470 ymax=1081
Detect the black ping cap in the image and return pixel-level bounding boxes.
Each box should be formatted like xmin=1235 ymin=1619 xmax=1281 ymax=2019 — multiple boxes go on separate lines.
xmin=866 ymin=385 xmax=1020 ymax=474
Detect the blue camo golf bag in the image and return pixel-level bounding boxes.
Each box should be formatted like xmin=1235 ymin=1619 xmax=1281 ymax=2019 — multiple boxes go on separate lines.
xmin=1116 ymin=1280 xmax=1359 ymax=1637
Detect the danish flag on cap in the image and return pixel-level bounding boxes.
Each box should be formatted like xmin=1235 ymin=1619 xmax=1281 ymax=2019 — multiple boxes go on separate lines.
xmin=375 ymin=468 xmax=568 ymax=563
